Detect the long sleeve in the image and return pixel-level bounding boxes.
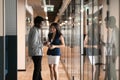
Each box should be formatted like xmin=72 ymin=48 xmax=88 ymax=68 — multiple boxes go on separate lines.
xmin=28 ymin=27 xmax=43 ymax=56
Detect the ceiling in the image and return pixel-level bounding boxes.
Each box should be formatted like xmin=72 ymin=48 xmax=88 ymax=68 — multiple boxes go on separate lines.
xmin=27 ymin=0 xmax=46 ymax=18
xmin=27 ymin=0 xmax=103 ymax=22
xmin=27 ymin=0 xmax=63 ymax=22
xmin=46 ymin=0 xmax=62 ymax=22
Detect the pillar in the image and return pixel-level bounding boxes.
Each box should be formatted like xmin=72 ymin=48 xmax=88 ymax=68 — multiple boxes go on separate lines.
xmin=5 ymin=0 xmax=17 ymax=79
xmin=17 ymin=0 xmax=26 ymax=70
xmin=0 ymin=0 xmax=4 ymax=80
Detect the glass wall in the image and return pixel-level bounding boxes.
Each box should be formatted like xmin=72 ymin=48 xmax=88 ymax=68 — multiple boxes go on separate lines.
xmin=60 ymin=0 xmax=82 ymax=80
xmin=101 ymin=0 xmax=120 ymax=80
xmin=60 ymin=0 xmax=120 ymax=80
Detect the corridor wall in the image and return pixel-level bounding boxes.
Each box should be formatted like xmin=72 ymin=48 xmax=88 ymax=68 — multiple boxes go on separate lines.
xmin=17 ymin=0 xmax=26 ymax=70
xmin=60 ymin=0 xmax=120 ymax=80
xmin=5 ymin=0 xmax=17 ymax=79
xmin=0 ymin=0 xmax=4 ymax=80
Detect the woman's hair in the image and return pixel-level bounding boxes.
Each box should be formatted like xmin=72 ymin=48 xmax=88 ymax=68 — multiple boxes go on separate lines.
xmin=48 ymin=23 xmax=62 ymax=41
xmin=50 ymin=22 xmax=62 ymax=36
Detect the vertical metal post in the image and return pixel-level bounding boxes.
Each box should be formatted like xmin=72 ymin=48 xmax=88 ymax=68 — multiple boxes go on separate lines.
xmin=3 ymin=0 xmax=5 ymax=79
xmin=80 ymin=0 xmax=84 ymax=79
xmin=104 ymin=0 xmax=110 ymax=80
xmin=71 ymin=0 xmax=75 ymax=79
xmin=119 ymin=0 xmax=120 ymax=80
xmin=91 ymin=0 xmax=94 ymax=80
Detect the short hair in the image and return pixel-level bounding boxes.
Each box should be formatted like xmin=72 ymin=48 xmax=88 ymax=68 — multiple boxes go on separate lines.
xmin=104 ymin=16 xmax=116 ymax=24
xmin=34 ymin=16 xmax=44 ymax=24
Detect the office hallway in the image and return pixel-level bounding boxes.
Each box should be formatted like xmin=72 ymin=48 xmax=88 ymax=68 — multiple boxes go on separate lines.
xmin=18 ymin=55 xmax=69 ymax=80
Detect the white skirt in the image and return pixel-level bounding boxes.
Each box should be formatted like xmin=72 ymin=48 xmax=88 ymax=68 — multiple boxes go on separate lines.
xmin=88 ymin=56 xmax=99 ymax=65
xmin=48 ymin=55 xmax=60 ymax=65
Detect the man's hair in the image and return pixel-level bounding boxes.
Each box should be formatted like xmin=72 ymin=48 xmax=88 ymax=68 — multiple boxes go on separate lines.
xmin=34 ymin=16 xmax=44 ymax=24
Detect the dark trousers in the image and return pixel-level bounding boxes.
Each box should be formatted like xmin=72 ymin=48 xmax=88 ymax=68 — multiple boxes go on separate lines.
xmin=32 ymin=56 xmax=42 ymax=80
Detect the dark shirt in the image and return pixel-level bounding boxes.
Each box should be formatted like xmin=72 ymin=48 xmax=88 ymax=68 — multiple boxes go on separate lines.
xmin=47 ymin=33 xmax=61 ymax=56
xmin=86 ymin=32 xmax=100 ymax=56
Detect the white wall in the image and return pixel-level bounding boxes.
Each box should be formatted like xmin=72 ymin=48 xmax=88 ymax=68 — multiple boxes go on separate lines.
xmin=0 ymin=0 xmax=4 ymax=80
xmin=0 ymin=0 xmax=3 ymax=36
xmin=17 ymin=0 xmax=26 ymax=70
xmin=5 ymin=0 xmax=17 ymax=35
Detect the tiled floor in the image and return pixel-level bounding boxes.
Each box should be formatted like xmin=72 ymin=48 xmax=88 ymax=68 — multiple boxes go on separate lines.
xmin=18 ymin=55 xmax=69 ymax=80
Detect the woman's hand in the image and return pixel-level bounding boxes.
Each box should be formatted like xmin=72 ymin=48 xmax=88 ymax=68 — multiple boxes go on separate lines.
xmin=44 ymin=41 xmax=51 ymax=47
xmin=49 ymin=45 xmax=56 ymax=49
xmin=93 ymin=45 xmax=98 ymax=49
xmin=93 ymin=45 xmax=101 ymax=49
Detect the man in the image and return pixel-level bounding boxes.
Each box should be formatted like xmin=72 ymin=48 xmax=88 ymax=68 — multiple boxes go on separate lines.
xmin=28 ymin=16 xmax=44 ymax=80
xmin=104 ymin=16 xmax=119 ymax=80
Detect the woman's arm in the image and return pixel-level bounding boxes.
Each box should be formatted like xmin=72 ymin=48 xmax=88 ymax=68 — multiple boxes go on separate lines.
xmin=43 ymin=33 xmax=51 ymax=47
xmin=84 ymin=35 xmax=90 ymax=48
xmin=50 ymin=35 xmax=65 ymax=49
xmin=84 ymin=35 xmax=98 ymax=49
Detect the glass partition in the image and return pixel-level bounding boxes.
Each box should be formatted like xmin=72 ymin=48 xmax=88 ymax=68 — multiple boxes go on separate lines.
xmin=60 ymin=0 xmax=82 ymax=80
xmin=101 ymin=0 xmax=120 ymax=80
xmin=60 ymin=0 xmax=120 ymax=80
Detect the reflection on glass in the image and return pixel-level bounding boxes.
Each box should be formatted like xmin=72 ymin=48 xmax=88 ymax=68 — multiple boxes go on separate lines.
xmin=104 ymin=16 xmax=119 ymax=80
xmin=60 ymin=0 xmax=120 ymax=80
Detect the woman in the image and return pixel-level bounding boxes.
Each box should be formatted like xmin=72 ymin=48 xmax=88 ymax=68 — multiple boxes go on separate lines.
xmin=84 ymin=22 xmax=101 ymax=80
xmin=45 ymin=22 xmax=65 ymax=80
